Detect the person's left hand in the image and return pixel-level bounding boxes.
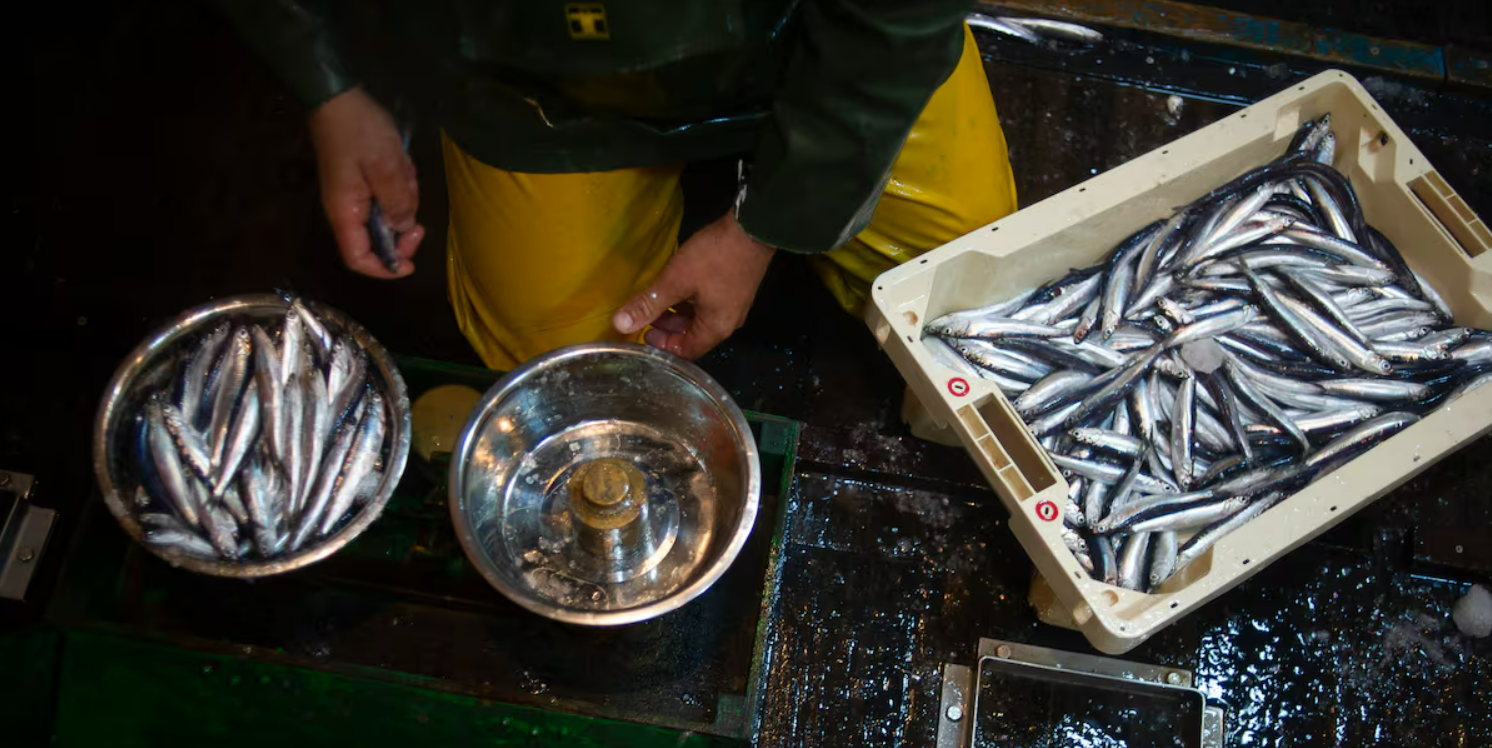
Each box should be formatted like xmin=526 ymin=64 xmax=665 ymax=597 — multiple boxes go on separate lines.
xmin=613 ymin=212 xmax=776 ymax=359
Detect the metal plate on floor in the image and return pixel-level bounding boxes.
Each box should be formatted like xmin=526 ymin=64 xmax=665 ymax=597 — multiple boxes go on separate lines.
xmin=938 ymin=638 xmax=1223 ymax=748
xmin=936 ymin=664 xmax=973 ymax=748
xmin=1 ymin=470 xmax=56 ymax=601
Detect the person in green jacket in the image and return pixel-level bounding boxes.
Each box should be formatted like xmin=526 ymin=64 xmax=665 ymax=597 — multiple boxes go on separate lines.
xmin=214 ymin=0 xmax=1017 ymax=369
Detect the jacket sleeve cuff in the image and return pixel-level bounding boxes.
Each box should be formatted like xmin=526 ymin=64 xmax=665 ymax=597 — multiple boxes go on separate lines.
xmin=261 ymin=33 xmax=358 ymax=108
xmin=288 ymin=55 xmax=357 ymax=109
xmin=734 ymin=173 xmax=888 ymax=255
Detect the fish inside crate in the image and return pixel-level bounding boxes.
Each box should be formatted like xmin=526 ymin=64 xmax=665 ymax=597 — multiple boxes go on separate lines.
xmin=868 ymin=70 xmax=1492 ymax=654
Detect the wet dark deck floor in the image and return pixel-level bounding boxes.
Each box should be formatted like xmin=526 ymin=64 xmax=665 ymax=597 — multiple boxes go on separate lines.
xmin=13 ymin=2 xmax=1492 ymax=746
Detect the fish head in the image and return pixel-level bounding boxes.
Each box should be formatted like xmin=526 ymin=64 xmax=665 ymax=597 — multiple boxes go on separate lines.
xmin=229 ymin=327 xmax=251 ymax=359
xmin=159 ymin=399 xmax=185 ymax=429
xmin=932 ymin=320 xmax=964 ymax=339
xmin=1154 ymin=355 xmax=1185 ymax=379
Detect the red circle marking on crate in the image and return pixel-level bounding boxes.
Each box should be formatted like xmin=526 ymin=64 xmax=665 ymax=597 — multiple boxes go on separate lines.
xmin=1035 ymin=501 xmax=1060 ymax=522
xmin=947 ymin=377 xmax=970 ymax=397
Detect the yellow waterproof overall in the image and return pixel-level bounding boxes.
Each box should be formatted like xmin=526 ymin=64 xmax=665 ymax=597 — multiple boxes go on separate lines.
xmin=442 ymin=25 xmax=1018 ymax=369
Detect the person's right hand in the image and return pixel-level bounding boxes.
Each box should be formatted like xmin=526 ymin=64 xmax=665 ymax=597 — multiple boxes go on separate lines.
xmin=309 ymin=86 xmax=425 ymax=278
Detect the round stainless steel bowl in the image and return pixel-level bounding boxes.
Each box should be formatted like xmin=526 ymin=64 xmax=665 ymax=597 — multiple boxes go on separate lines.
xmin=93 ymin=294 xmax=411 ymax=577
xmin=449 ymin=343 xmax=760 ymax=625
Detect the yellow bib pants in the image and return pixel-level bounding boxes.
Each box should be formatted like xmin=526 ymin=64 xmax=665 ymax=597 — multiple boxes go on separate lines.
xmin=442 ymin=26 xmax=1017 ymax=370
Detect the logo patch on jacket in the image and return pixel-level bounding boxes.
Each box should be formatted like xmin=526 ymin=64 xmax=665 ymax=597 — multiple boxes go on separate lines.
xmin=565 ymin=4 xmax=610 ymax=40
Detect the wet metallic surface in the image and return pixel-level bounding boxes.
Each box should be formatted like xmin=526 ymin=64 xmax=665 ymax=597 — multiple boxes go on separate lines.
xmin=449 ymin=343 xmax=760 ymax=625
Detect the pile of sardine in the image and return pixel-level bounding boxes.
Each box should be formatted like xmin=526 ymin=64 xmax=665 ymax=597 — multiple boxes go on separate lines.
xmin=924 ymin=114 xmax=1492 ymax=592
xmin=132 ymin=298 xmax=389 ymax=561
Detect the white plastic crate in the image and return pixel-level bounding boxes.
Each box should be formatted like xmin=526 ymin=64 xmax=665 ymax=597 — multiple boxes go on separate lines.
xmin=866 ymin=70 xmax=1492 ymax=654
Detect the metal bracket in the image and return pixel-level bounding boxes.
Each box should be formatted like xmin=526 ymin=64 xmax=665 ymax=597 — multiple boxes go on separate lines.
xmin=1203 ymin=703 xmax=1226 ymax=748
xmin=1 ymin=470 xmax=57 ymax=601
xmin=936 ymin=638 xmax=1225 ymax=748
xmin=977 ymin=637 xmax=1197 ymax=687
xmin=0 ymin=470 xmax=35 ymax=501
xmin=935 ymin=664 xmax=973 ymax=748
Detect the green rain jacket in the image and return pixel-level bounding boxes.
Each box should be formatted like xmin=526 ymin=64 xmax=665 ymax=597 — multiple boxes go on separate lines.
xmin=211 ymin=0 xmax=974 ymax=253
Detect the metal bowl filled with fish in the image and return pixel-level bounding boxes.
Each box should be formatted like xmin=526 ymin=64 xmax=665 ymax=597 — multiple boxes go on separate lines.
xmin=449 ymin=343 xmax=760 ymax=625
xmin=93 ymin=294 xmax=412 ymax=577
